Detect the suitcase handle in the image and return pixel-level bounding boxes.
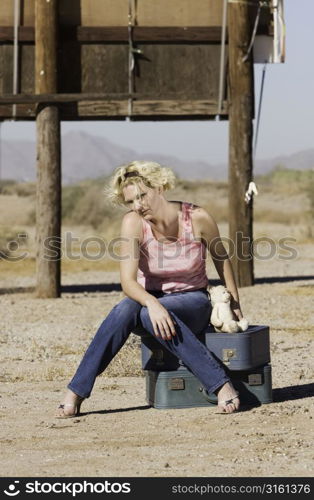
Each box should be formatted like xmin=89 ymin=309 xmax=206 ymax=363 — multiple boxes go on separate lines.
xmin=199 ymin=386 xmax=218 ymax=404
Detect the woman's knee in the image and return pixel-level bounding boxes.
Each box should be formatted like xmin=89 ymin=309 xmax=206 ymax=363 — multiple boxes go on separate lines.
xmin=112 ymin=297 xmax=142 ymax=320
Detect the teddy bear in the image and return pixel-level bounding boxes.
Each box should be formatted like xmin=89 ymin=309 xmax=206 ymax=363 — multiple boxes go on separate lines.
xmin=209 ymin=285 xmax=249 ymax=333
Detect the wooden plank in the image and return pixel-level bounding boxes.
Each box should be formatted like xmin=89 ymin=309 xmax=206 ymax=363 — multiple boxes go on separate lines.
xmin=0 ymin=46 xmax=3 ymax=94
xmin=80 ymin=0 xmax=128 ymax=27
xmin=77 ymin=100 xmax=129 ymax=117
xmin=0 ymin=0 xmax=229 ymax=28
xmin=0 ymin=0 xmax=271 ymax=30
xmin=0 ymin=25 xmax=272 ymax=42
xmin=0 ymin=0 xmax=12 ymax=26
xmin=78 ymin=99 xmax=228 ymax=117
xmin=0 ymin=26 xmax=34 ymax=41
xmin=58 ymin=41 xmax=82 ymax=93
xmin=0 ymin=0 xmax=35 ymax=26
xmin=1 ymin=45 xmax=13 ymax=93
xmin=137 ymin=0 xmax=223 ymax=27
xmin=20 ymin=44 xmax=34 ymax=93
xmin=1 ymin=93 xmax=219 ymax=103
xmin=228 ymin=0 xmax=254 ymax=287
xmin=132 ymin=99 xmax=227 ymax=116
xmin=0 ymin=103 xmax=36 ymax=117
xmin=135 ymin=44 xmax=223 ymax=100
xmin=0 ymin=99 xmax=228 ymax=119
xmin=0 ymin=93 xmax=226 ymax=104
xmin=0 ymin=26 xmax=222 ymax=42
xmin=75 ymin=26 xmax=225 ymax=42
xmin=81 ymin=44 xmax=128 ymax=93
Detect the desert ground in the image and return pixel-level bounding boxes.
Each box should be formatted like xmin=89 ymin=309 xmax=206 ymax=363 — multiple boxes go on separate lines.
xmin=0 ymin=175 xmax=313 ymax=477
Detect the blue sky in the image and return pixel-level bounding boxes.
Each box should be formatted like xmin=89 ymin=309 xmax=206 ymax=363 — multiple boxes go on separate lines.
xmin=1 ymin=0 xmax=313 ymax=164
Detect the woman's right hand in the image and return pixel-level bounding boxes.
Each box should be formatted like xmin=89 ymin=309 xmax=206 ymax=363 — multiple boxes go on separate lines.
xmin=145 ymin=298 xmax=176 ymax=340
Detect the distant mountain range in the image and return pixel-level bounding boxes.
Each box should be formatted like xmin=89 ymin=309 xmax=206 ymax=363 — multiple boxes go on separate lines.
xmin=0 ymin=131 xmax=313 ymax=184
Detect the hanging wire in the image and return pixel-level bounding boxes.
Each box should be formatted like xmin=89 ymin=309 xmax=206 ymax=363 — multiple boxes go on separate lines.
xmin=127 ymin=0 xmax=135 ymax=119
xmin=253 ymin=62 xmax=267 ymax=158
xmin=0 ymin=123 xmax=2 ymax=182
xmin=242 ymin=2 xmax=262 ymax=62
xmin=216 ymin=0 xmax=228 ymax=120
xmin=12 ymin=0 xmax=21 ymax=119
xmin=244 ymin=63 xmax=267 ymax=204
xmin=127 ymin=0 xmax=142 ymax=120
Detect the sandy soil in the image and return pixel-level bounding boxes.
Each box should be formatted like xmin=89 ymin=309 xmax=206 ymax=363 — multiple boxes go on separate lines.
xmin=1 ymin=244 xmax=314 ymax=478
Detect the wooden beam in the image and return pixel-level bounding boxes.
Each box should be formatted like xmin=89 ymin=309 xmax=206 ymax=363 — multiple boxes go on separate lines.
xmin=0 ymin=25 xmax=272 ymax=43
xmin=74 ymin=26 xmax=224 ymax=42
xmin=0 ymin=26 xmax=34 ymax=42
xmin=0 ymin=99 xmax=228 ymax=119
xmin=228 ymin=1 xmax=255 ymax=287
xmin=0 ymin=93 xmax=136 ymax=103
xmin=35 ymin=0 xmax=61 ymax=299
xmin=0 ymin=93 xmax=227 ymax=104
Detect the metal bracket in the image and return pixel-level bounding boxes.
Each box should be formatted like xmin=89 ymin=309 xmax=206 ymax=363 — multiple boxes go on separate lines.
xmin=169 ymin=378 xmax=185 ymax=391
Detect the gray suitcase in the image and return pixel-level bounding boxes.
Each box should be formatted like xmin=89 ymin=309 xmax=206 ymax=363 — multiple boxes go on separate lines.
xmin=204 ymin=325 xmax=270 ymax=371
xmin=146 ymin=364 xmax=272 ymax=409
xmin=141 ymin=325 xmax=270 ymax=371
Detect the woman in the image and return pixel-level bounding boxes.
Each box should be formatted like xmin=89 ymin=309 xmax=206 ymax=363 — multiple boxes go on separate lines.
xmin=57 ymin=160 xmax=244 ymax=417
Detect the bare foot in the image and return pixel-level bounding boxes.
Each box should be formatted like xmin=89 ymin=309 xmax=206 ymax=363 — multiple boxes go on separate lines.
xmin=216 ymin=382 xmax=240 ymax=414
xmin=56 ymin=389 xmax=84 ymax=418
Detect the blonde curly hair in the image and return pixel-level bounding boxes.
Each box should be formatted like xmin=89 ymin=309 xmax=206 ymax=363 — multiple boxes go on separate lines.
xmin=105 ymin=160 xmax=177 ymax=206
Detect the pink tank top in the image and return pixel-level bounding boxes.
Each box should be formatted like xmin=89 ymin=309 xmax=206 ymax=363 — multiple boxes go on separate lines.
xmin=137 ymin=202 xmax=209 ymax=293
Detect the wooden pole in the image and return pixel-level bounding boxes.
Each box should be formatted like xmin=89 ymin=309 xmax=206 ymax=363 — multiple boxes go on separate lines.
xmin=35 ymin=0 xmax=61 ymax=298
xmin=228 ymin=1 xmax=254 ymax=287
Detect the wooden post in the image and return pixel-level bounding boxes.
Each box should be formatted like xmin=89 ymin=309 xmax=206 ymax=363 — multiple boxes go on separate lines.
xmin=35 ymin=0 xmax=61 ymax=298
xmin=228 ymin=1 xmax=254 ymax=287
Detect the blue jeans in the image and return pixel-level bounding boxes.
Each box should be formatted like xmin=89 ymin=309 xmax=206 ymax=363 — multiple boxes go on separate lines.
xmin=68 ymin=289 xmax=230 ymax=398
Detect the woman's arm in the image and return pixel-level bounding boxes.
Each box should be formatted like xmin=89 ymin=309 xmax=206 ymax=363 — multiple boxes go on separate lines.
xmin=192 ymin=207 xmax=243 ymax=320
xmin=119 ymin=211 xmax=176 ymax=339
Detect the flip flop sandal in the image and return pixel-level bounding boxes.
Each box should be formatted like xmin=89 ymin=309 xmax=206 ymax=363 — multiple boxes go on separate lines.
xmin=56 ymin=398 xmax=84 ymax=419
xmin=217 ymin=393 xmax=240 ymax=414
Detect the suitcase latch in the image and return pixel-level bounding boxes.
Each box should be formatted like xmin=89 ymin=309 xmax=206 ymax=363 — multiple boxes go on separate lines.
xmin=222 ymin=348 xmax=237 ymax=363
xmin=248 ymin=373 xmax=263 ymax=385
xmin=169 ymin=378 xmax=185 ymax=390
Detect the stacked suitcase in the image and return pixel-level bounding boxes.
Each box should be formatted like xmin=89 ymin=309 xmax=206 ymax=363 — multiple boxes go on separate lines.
xmin=141 ymin=325 xmax=272 ymax=409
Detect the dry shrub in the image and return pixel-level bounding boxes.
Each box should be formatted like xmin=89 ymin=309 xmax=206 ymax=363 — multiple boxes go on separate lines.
xmin=0 ymin=227 xmax=28 ymax=259
xmin=254 ymin=209 xmax=305 ymax=224
xmin=0 ymin=180 xmax=36 ymax=197
xmin=1 ymin=170 xmax=312 ymax=239
xmin=100 ymin=343 xmax=143 ymax=378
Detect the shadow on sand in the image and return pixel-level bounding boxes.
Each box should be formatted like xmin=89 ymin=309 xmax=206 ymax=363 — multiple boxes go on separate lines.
xmin=272 ymin=382 xmax=314 ymax=403
xmin=80 ymin=405 xmax=151 ymax=417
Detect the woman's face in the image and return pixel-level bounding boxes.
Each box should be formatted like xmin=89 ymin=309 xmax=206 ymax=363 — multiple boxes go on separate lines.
xmin=122 ymin=181 xmax=161 ymax=218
